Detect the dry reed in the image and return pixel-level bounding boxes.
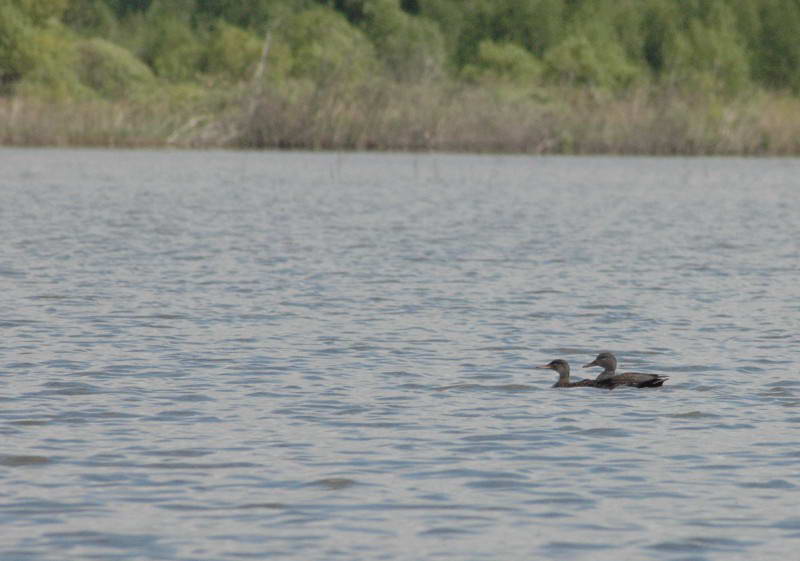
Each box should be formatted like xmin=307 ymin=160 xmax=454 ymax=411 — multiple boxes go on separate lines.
xmin=2 ymin=82 xmax=800 ymax=154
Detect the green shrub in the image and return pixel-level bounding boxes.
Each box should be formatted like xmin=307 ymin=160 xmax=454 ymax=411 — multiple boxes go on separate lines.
xmin=1 ymin=3 xmax=92 ymax=99
xmin=362 ymin=0 xmax=446 ymax=81
xmin=281 ymin=7 xmax=378 ymax=84
xmin=193 ymin=0 xmax=301 ymax=31
xmin=63 ymin=0 xmax=118 ymax=37
xmin=204 ymin=21 xmax=262 ymax=81
xmin=76 ymin=37 xmax=154 ymax=98
xmin=142 ymin=16 xmax=204 ymax=80
xmin=9 ymin=0 xmax=69 ymax=24
xmin=638 ymin=0 xmax=678 ymax=75
xmin=111 ymin=1 xmax=204 ymax=81
xmin=663 ymin=3 xmax=751 ymax=96
xmin=544 ymin=33 xmax=638 ymax=90
xmin=0 ymin=4 xmax=35 ymax=85
xmin=418 ymin=0 xmax=464 ymax=63
xmin=755 ymin=0 xmax=800 ymax=92
xmin=489 ymin=0 xmax=564 ymax=56
xmin=13 ymin=28 xmax=93 ymax=100
xmin=455 ymin=0 xmax=565 ymax=68
xmin=462 ymin=39 xmax=542 ymax=84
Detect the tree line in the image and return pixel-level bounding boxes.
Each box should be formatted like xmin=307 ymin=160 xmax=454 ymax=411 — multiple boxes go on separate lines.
xmin=2 ymin=0 xmax=799 ymax=101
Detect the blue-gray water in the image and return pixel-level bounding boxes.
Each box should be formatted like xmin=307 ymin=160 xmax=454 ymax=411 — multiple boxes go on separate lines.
xmin=1 ymin=148 xmax=799 ymax=560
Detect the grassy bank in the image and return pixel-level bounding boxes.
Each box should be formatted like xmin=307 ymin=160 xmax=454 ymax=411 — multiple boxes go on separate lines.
xmin=3 ymin=83 xmax=800 ymax=155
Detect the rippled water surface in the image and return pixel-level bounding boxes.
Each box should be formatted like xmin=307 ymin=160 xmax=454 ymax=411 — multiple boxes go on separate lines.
xmin=1 ymin=148 xmax=799 ymax=560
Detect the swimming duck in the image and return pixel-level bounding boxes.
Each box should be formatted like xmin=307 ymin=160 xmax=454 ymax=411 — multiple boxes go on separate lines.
xmin=583 ymin=352 xmax=668 ymax=388
xmin=537 ymin=359 xmax=600 ymax=388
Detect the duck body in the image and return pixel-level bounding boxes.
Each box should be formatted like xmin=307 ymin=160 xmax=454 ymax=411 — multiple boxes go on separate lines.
xmin=584 ymin=352 xmax=668 ymax=389
xmin=553 ymin=377 xmax=599 ymax=388
xmin=595 ymin=372 xmax=668 ymax=389
xmin=537 ymin=359 xmax=602 ymax=388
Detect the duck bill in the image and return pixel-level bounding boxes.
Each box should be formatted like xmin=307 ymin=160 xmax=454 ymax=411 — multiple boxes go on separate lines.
xmin=582 ymin=360 xmax=598 ymax=368
xmin=534 ymin=365 xmax=552 ymax=370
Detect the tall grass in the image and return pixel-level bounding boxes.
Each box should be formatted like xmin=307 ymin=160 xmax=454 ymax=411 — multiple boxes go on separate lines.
xmin=2 ymin=82 xmax=800 ymax=154
xmin=0 ymin=97 xmax=186 ymax=147
xmin=227 ymin=81 xmax=800 ymax=155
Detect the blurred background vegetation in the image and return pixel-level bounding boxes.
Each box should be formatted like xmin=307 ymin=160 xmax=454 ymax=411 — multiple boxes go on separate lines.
xmin=1 ymin=0 xmax=799 ymax=153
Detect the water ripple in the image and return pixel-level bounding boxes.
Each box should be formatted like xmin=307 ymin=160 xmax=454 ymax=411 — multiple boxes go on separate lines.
xmin=2 ymin=150 xmax=799 ymax=561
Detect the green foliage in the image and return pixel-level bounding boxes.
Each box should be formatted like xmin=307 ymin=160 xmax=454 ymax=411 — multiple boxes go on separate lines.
xmin=495 ymin=0 xmax=565 ymax=55
xmin=544 ymin=33 xmax=638 ymax=90
xmin=725 ymin=0 xmax=761 ymax=53
xmin=2 ymin=0 xmax=800 ymax=102
xmin=63 ymin=0 xmax=118 ymax=37
xmin=203 ymin=20 xmax=262 ymax=80
xmin=329 ymin=0 xmax=367 ymax=24
xmin=14 ymin=28 xmax=93 ymax=100
xmin=0 ymin=3 xmax=89 ymax=98
xmin=0 ymin=4 xmax=35 ymax=85
xmin=456 ymin=0 xmax=565 ymax=67
xmin=76 ymin=37 xmax=154 ymax=98
xmin=136 ymin=3 xmax=205 ymax=80
xmin=281 ymin=7 xmax=377 ymax=84
xmin=417 ymin=0 xmax=464 ymax=61
xmin=462 ymin=40 xmax=542 ymax=84
xmin=565 ymin=0 xmax=649 ymax=65
xmin=9 ymin=0 xmax=69 ymax=24
xmin=755 ymin=0 xmax=800 ymax=92
xmin=194 ymin=0 xmax=309 ymax=30
xmin=638 ymin=0 xmax=677 ymax=74
xmin=662 ymin=2 xmax=751 ymax=96
xmin=104 ymin=0 xmax=153 ymax=18
xmin=149 ymin=23 xmax=203 ymax=80
xmin=362 ymin=0 xmax=446 ymax=81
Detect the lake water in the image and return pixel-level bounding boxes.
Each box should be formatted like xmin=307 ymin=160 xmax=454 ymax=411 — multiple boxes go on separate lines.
xmin=1 ymin=148 xmax=799 ymax=560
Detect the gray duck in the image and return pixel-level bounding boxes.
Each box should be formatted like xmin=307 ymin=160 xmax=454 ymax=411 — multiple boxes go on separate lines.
xmin=583 ymin=352 xmax=668 ymax=388
xmin=537 ymin=359 xmax=600 ymax=388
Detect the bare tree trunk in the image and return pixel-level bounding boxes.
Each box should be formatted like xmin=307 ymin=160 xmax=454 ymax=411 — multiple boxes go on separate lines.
xmin=246 ymin=20 xmax=280 ymax=121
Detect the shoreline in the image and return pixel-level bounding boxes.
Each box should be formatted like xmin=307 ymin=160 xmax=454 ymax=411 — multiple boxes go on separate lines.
xmin=3 ymin=85 xmax=800 ymax=156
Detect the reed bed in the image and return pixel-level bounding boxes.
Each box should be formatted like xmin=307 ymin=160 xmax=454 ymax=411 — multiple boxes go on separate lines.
xmin=0 ymin=97 xmax=187 ymax=148
xmin=2 ymin=83 xmax=799 ymax=155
